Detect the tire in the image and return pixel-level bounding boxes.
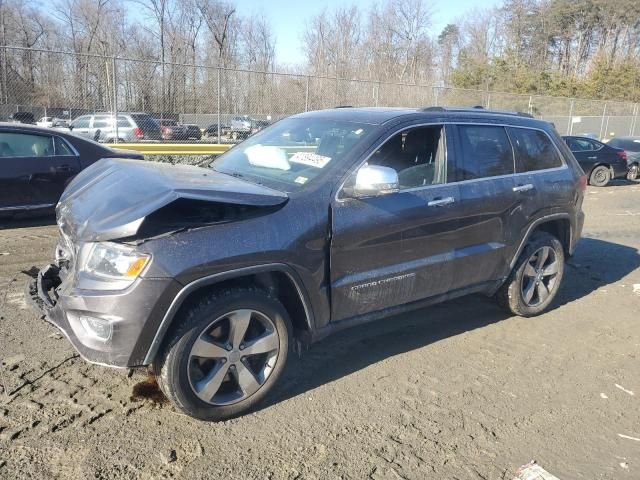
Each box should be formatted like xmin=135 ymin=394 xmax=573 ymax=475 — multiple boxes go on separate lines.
xmin=153 ymin=288 xmax=292 ymax=421
xmin=627 ymin=164 xmax=639 ymax=182
xmin=589 ymin=165 xmax=611 ymax=187
xmin=496 ymin=231 xmax=565 ymax=317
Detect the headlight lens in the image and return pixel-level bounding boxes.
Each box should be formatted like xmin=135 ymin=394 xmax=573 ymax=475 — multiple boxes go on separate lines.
xmin=85 ymin=243 xmax=150 ymax=280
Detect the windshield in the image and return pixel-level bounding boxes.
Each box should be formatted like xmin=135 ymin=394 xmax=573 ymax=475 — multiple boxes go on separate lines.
xmin=211 ymin=117 xmax=373 ymax=191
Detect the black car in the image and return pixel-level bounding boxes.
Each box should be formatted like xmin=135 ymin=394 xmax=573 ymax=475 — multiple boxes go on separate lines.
xmin=0 ymin=123 xmax=143 ymax=216
xmin=562 ymin=135 xmax=629 ymax=186
xmin=184 ymin=124 xmax=202 ymax=140
xmin=204 ymin=123 xmax=228 ymax=139
xmin=606 ymin=136 xmax=640 ymax=181
xmin=28 ymin=107 xmax=585 ymax=421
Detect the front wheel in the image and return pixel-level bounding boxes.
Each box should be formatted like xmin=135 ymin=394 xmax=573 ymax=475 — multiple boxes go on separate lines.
xmin=496 ymin=232 xmax=565 ymax=317
xmin=154 ymin=289 xmax=292 ymax=421
xmin=627 ymin=164 xmax=639 ymax=182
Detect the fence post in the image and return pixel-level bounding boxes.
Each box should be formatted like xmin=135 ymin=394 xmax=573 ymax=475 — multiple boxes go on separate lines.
xmin=112 ymin=56 xmax=118 ymax=143
xmin=630 ymin=103 xmax=638 ymax=136
xmin=566 ymin=99 xmax=574 ymax=135
xmin=375 ymin=82 xmax=380 ymax=107
xmin=305 ymin=76 xmax=310 ymax=112
xmin=217 ymin=67 xmax=222 ymax=142
xmin=599 ymin=103 xmax=607 ymax=139
xmin=486 ymin=93 xmax=491 ymax=109
xmin=528 ymin=95 xmax=533 ymax=115
xmin=433 ymin=86 xmax=439 ymax=107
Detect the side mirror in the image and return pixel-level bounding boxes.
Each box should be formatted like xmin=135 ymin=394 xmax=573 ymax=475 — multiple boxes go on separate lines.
xmin=68 ymin=124 xmax=74 ymax=131
xmin=351 ymin=165 xmax=399 ymax=198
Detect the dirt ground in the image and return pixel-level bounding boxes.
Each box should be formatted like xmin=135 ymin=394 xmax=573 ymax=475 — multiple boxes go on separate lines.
xmin=0 ymin=182 xmax=639 ymax=480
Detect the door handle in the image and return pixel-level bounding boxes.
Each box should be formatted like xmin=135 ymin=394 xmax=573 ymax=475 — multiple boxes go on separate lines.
xmin=587 ymin=156 xmax=597 ymax=160
xmin=54 ymin=164 xmax=72 ymax=172
xmin=427 ymin=196 xmax=455 ymax=207
xmin=513 ymin=183 xmax=534 ymax=193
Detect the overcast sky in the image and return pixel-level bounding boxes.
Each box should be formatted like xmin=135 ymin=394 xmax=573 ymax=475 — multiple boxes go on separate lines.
xmin=233 ymin=0 xmax=502 ymax=66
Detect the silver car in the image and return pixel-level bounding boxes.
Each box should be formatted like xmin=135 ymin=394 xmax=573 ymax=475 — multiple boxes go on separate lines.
xmin=68 ymin=113 xmax=161 ymax=143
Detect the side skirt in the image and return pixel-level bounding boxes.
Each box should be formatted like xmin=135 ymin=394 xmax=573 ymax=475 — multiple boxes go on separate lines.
xmin=310 ymin=280 xmax=501 ymax=344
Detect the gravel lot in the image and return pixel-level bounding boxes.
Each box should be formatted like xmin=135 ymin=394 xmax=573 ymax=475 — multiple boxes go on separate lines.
xmin=1 ymin=182 xmax=639 ymax=479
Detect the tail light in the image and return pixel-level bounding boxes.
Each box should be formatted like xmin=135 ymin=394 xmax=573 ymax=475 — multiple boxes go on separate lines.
xmin=133 ymin=127 xmax=144 ymax=138
xmin=577 ymin=174 xmax=587 ymax=192
xmin=616 ymin=150 xmax=627 ymax=162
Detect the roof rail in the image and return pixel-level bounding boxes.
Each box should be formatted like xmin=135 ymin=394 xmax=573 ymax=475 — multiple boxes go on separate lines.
xmin=335 ymin=105 xmax=353 ymax=108
xmin=419 ymin=105 xmax=533 ymax=118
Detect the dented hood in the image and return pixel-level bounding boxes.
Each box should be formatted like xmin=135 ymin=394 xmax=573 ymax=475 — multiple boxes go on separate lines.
xmin=56 ymin=158 xmax=288 ymax=242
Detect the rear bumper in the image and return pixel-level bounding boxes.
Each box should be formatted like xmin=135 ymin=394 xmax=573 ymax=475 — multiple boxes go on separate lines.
xmin=612 ymin=162 xmax=629 ymax=178
xmin=26 ymin=264 xmax=181 ymax=368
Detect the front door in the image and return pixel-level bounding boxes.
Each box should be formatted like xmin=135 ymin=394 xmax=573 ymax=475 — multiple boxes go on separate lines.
xmin=330 ymin=124 xmax=462 ymax=322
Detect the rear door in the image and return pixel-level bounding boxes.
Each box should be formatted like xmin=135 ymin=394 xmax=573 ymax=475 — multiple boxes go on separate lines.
xmin=330 ymin=124 xmax=462 ymax=321
xmin=447 ymin=124 xmax=518 ymax=289
xmin=508 ymin=127 xmax=571 ymax=248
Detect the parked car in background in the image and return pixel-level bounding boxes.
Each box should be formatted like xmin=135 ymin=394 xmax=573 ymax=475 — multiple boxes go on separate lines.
xmin=37 ymin=117 xmax=55 ymax=128
xmin=605 ymin=136 xmax=640 ymax=181
xmin=28 ymin=107 xmax=585 ymax=421
xmin=69 ymin=113 xmax=162 ymax=143
xmin=563 ymin=135 xmax=629 ymax=186
xmin=157 ymin=119 xmax=188 ymax=141
xmin=184 ymin=124 xmax=202 ymax=140
xmin=0 ymin=123 xmax=143 ymax=216
xmin=251 ymin=119 xmax=271 ymax=133
xmin=229 ymin=115 xmax=253 ymax=140
xmin=203 ymin=123 xmax=228 ymax=139
xmin=8 ymin=112 xmax=36 ymax=124
xmin=51 ymin=118 xmax=70 ymax=129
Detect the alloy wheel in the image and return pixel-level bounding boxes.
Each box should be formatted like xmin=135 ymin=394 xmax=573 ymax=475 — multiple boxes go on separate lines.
xmin=520 ymin=246 xmax=560 ymax=307
xmin=187 ymin=309 xmax=280 ymax=406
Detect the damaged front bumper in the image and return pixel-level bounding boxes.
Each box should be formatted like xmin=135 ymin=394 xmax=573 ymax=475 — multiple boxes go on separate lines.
xmin=25 ymin=264 xmax=181 ymax=368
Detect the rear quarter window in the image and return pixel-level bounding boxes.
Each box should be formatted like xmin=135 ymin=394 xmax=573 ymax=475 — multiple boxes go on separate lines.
xmin=509 ymin=128 xmax=563 ymax=172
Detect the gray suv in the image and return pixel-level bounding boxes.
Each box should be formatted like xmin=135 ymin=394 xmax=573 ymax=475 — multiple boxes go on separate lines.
xmin=28 ymin=107 xmax=586 ymax=421
xmin=68 ymin=112 xmax=161 ymax=142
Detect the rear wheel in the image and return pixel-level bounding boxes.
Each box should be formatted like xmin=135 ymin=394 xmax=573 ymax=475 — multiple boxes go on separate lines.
xmin=154 ymin=289 xmax=292 ymax=421
xmin=589 ymin=165 xmax=611 ymax=186
xmin=627 ymin=164 xmax=639 ymax=182
xmin=496 ymin=232 xmax=565 ymax=317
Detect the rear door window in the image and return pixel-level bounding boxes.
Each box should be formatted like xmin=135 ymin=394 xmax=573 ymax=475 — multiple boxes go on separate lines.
xmin=509 ymin=128 xmax=563 ymax=172
xmin=452 ymin=125 xmax=514 ymax=181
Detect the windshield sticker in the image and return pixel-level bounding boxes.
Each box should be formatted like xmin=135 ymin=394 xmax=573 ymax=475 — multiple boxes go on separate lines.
xmin=294 ymin=176 xmax=308 ymax=184
xmin=289 ymin=152 xmax=331 ymax=169
xmin=244 ymin=145 xmax=290 ymax=170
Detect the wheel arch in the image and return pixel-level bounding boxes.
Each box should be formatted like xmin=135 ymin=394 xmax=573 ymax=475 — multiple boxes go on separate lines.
xmin=143 ymin=264 xmax=315 ymax=365
xmin=509 ymin=214 xmax=572 ymax=269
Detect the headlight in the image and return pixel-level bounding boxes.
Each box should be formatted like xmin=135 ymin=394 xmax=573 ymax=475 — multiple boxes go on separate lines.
xmin=84 ymin=243 xmax=150 ymax=281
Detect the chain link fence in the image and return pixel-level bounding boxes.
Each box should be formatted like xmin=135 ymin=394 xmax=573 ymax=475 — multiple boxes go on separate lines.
xmin=1 ymin=45 xmax=639 ymax=144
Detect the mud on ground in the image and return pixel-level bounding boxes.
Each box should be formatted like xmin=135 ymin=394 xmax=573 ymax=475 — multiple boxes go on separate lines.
xmin=0 ymin=183 xmax=639 ymax=479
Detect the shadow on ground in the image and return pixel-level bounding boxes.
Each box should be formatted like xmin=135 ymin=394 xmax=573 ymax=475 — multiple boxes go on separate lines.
xmin=262 ymin=237 xmax=640 ymax=410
